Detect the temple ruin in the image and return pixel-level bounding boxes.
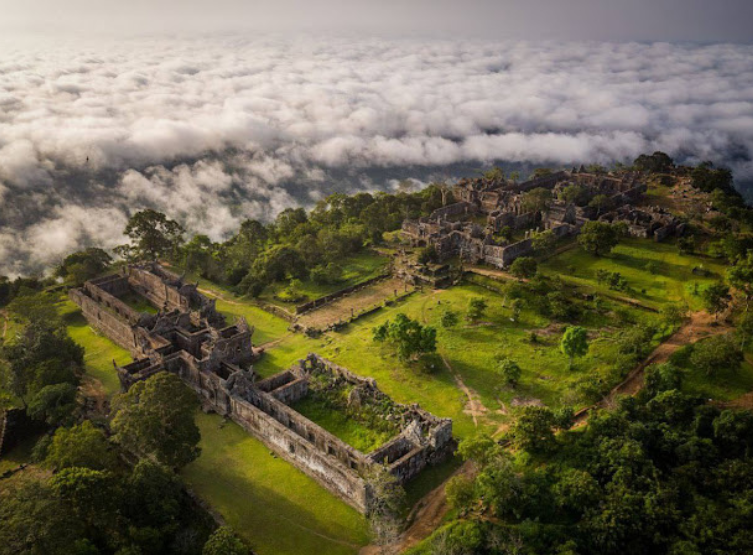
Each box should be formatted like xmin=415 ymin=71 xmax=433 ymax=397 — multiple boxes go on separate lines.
xmin=70 ymin=263 xmax=454 ymax=513
xmin=401 ymin=168 xmax=683 ymax=269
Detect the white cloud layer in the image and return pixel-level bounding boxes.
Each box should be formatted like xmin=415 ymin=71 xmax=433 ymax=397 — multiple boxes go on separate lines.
xmin=1 ymin=35 xmax=753 ymax=275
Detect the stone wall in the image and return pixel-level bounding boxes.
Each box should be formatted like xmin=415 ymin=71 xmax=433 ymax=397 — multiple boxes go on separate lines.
xmin=294 ymin=273 xmax=390 ymax=315
xmin=127 ymin=265 xmax=190 ymax=312
xmin=69 ymin=288 xmax=140 ymax=355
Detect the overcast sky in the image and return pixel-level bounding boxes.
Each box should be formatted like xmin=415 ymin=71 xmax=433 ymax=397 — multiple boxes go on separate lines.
xmin=1 ymin=0 xmax=752 ymax=43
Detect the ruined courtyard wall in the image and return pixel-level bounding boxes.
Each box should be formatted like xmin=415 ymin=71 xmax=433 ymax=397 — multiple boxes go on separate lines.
xmin=127 ymin=267 xmax=189 ymax=312
xmin=70 ymin=289 xmax=139 ymax=354
xmin=228 ymin=393 xmax=369 ymax=512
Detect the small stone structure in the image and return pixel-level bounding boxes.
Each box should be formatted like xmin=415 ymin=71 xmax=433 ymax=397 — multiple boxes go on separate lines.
xmin=402 ymin=169 xmax=680 ymax=268
xmin=70 ymin=263 xmax=453 ymax=514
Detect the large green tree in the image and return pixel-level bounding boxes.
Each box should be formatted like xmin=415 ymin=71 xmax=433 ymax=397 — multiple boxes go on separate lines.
xmin=44 ymin=421 xmax=117 ymax=471
xmin=373 ymin=313 xmax=437 ymax=362
xmin=111 ymin=372 xmax=200 ymax=468
xmin=560 ymin=326 xmax=588 ymax=370
xmin=121 ymin=209 xmax=185 ymax=261
xmin=578 ymin=221 xmax=620 ymax=256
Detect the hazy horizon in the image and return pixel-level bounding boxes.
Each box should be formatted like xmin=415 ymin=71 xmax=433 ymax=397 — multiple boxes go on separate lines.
xmin=1 ymin=4 xmax=752 ymax=276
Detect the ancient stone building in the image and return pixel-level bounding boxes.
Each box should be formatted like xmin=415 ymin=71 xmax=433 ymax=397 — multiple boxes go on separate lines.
xmin=402 ymin=169 xmax=669 ymax=268
xmin=70 ymin=264 xmax=454 ymax=514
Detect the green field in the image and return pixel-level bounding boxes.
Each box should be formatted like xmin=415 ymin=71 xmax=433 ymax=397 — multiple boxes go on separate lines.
xmin=540 ymin=238 xmax=726 ymax=310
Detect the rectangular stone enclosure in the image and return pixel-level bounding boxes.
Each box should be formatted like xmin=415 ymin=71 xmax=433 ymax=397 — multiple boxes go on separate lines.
xmin=70 ymin=262 xmax=454 ymax=513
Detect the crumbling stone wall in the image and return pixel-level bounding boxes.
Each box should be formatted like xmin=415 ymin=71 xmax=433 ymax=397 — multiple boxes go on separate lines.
xmin=72 ymin=264 xmax=453 ymax=515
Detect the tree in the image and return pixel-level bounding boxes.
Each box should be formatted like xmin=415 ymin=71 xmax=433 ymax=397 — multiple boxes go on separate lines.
xmin=57 ymin=248 xmax=112 ymax=285
xmin=521 ymin=187 xmax=552 ymax=214
xmin=467 ymin=297 xmax=488 ymax=322
xmin=559 ymin=184 xmax=586 ymax=205
xmin=691 ymin=162 xmax=736 ymax=196
xmin=531 ymin=230 xmax=557 ymax=254
xmin=578 ymin=221 xmax=620 ymax=256
xmin=727 ymin=251 xmax=753 ymax=313
xmin=457 ymin=434 xmax=504 ymax=467
xmin=497 ymin=358 xmax=522 ymax=388
xmin=690 ymin=334 xmax=742 ymax=376
xmin=27 ymin=383 xmax=78 ymax=426
xmin=373 ymin=313 xmax=437 ymax=362
xmin=203 ymin=527 xmax=248 ymax=555
xmin=445 ymin=475 xmax=476 ymax=515
xmin=560 ymin=326 xmax=588 ymax=370
xmin=483 ymin=166 xmax=505 ymax=182
xmin=531 ymin=168 xmax=553 ymax=179
xmin=440 ymin=309 xmax=459 ymax=328
xmin=122 ymin=209 xmax=184 ymax=261
xmin=1 ymin=319 xmax=83 ymax=406
xmin=588 ymin=194 xmax=611 ymax=216
xmin=701 ymin=282 xmax=730 ymax=320
xmin=182 ymin=234 xmax=218 ymax=278
xmin=111 ymin=372 xmax=201 ymax=468
xmin=737 ymin=311 xmax=753 ymax=350
xmin=633 ymin=151 xmax=674 ymax=173
xmin=661 ymin=304 xmax=687 ymax=330
xmin=510 ymin=406 xmax=557 ymax=453
xmin=509 ymin=257 xmax=537 ymax=279
xmin=45 ymin=421 xmax=117 ymax=471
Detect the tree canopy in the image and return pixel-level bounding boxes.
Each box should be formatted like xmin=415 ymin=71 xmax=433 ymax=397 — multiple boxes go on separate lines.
xmin=111 ymin=372 xmax=201 ymax=469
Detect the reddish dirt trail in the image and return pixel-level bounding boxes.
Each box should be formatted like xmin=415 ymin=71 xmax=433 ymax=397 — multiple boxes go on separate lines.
xmin=359 ymin=461 xmax=475 ymax=555
xmin=574 ymin=310 xmax=730 ymax=425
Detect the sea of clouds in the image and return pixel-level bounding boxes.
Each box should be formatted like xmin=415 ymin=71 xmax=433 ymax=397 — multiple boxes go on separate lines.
xmin=1 ymin=35 xmax=752 ymax=276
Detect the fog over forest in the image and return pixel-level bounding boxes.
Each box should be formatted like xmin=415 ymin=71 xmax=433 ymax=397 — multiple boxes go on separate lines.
xmin=1 ymin=35 xmax=753 ymax=276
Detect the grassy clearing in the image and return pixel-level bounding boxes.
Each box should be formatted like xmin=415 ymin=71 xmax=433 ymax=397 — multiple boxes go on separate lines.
xmin=682 ymin=353 xmax=753 ymax=402
xmin=182 ymin=412 xmax=369 ymax=555
xmin=540 ymin=238 xmax=726 ymax=310
xmin=260 ymin=251 xmax=389 ymax=309
xmin=291 ymin=396 xmax=393 ymax=453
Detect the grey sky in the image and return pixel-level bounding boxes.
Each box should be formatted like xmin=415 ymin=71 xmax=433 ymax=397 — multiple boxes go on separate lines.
xmin=1 ymin=0 xmax=752 ymax=43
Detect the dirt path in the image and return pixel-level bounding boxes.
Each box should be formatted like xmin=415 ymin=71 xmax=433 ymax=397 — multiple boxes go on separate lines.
xmin=441 ymin=355 xmax=485 ymax=428
xmin=1 ymin=310 xmax=8 ymax=339
xmin=359 ymin=461 xmax=475 ymax=555
xmin=574 ymin=310 xmax=730 ymax=425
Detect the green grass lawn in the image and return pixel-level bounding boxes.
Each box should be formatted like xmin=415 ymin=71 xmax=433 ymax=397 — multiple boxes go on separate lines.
xmin=182 ymin=412 xmax=369 ymax=555
xmin=540 ymin=238 xmax=726 ymax=310
xmin=259 ymin=250 xmax=389 ymax=309
xmin=291 ymin=396 xmax=394 ymax=453
xmin=59 ymin=298 xmax=132 ymax=396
